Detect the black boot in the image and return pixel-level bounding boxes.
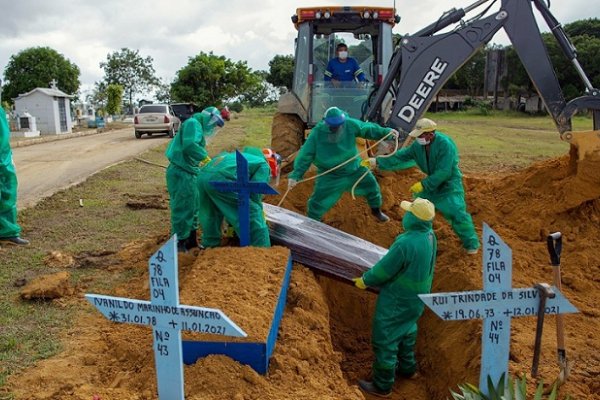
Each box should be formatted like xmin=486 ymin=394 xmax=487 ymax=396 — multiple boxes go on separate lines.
xmin=358 ymin=380 xmax=392 ymax=398
xmin=0 ymin=236 xmax=30 ymax=246
xmin=177 ymin=239 xmax=188 ymax=253
xmin=371 ymin=207 xmax=390 ymax=223
xmin=396 ymin=369 xmax=416 ymax=379
xmin=185 ymin=230 xmax=204 ymax=250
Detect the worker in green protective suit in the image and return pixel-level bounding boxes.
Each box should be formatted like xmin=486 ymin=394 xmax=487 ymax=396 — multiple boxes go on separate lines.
xmin=288 ymin=107 xmax=398 ymax=222
xmin=165 ymin=106 xmax=224 ymax=252
xmin=353 ymin=198 xmax=437 ymax=397
xmin=0 ymin=107 xmax=29 ymax=247
xmin=369 ymin=118 xmax=480 ymax=254
xmin=197 ymin=148 xmax=278 ymax=248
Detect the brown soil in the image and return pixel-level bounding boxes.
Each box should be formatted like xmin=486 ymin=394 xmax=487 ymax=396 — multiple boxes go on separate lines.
xmin=125 ymin=193 xmax=169 ymax=210
xmin=20 ymin=271 xmax=73 ymax=300
xmin=8 ymin=246 xmax=361 ymax=400
xmin=43 ymin=251 xmax=76 ymax=269
xmin=7 ymin=150 xmax=600 ymax=399
xmin=272 ymin=154 xmax=600 ymax=399
xmin=179 ymin=246 xmax=289 ymax=341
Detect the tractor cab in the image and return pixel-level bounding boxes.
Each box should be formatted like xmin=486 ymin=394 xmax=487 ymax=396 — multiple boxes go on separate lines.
xmin=271 ymin=6 xmax=399 ymax=158
xmin=292 ymin=7 xmax=399 ymax=126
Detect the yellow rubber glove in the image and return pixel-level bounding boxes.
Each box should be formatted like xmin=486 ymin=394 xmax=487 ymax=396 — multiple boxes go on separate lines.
xmin=409 ymin=181 xmax=424 ymax=194
xmin=200 ymin=156 xmax=211 ymax=167
xmin=360 ymin=158 xmax=377 ymax=170
xmin=352 ymin=277 xmax=367 ymax=290
xmin=224 ymin=226 xmax=235 ymax=238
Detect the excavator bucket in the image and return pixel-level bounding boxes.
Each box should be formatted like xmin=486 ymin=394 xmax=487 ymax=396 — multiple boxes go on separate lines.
xmin=553 ymin=129 xmax=600 ymax=211
xmin=561 ymin=130 xmax=600 ymax=173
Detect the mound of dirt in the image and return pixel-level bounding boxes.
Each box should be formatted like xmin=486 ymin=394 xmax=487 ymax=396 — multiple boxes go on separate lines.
xmin=270 ymin=156 xmax=599 ymax=399
xmin=20 ymin=271 xmax=73 ymax=300
xmin=8 ymin=247 xmax=362 ymax=400
xmin=180 ymin=246 xmax=289 ymax=341
xmin=43 ymin=251 xmax=76 ymax=269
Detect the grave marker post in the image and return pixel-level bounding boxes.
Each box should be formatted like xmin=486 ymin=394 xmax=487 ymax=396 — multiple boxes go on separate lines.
xmin=86 ymin=235 xmax=246 ymax=400
xmin=419 ymin=223 xmax=578 ymax=395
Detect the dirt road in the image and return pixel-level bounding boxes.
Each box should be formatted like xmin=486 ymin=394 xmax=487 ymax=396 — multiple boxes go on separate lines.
xmin=12 ymin=128 xmax=170 ymax=209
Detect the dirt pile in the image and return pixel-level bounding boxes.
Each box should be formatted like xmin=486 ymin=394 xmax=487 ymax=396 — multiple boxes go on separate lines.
xmin=20 ymin=271 xmax=73 ymax=300
xmin=271 ymin=156 xmax=599 ymax=399
xmin=43 ymin=251 xmax=76 ymax=269
xmin=179 ymin=246 xmax=289 ymax=341
xmin=8 ymin=245 xmax=361 ymax=400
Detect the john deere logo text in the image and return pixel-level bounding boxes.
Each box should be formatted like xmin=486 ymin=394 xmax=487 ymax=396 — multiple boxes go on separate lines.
xmin=397 ymin=58 xmax=448 ymax=124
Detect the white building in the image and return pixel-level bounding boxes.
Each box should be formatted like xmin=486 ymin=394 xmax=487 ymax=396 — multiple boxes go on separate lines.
xmin=13 ymin=80 xmax=74 ymax=135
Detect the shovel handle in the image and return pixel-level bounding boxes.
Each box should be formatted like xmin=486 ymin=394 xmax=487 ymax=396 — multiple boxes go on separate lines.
xmin=547 ymin=232 xmax=562 ymax=266
xmin=547 ymin=232 xmax=567 ymax=363
xmin=553 ymin=266 xmax=566 ymax=350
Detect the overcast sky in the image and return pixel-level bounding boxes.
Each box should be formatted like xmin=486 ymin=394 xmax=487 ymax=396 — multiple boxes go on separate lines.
xmin=0 ymin=0 xmax=597 ymax=97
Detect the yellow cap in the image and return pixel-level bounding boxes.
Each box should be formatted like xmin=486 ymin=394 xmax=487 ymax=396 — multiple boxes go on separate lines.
xmin=408 ymin=118 xmax=437 ymax=138
xmin=400 ymin=198 xmax=435 ymax=221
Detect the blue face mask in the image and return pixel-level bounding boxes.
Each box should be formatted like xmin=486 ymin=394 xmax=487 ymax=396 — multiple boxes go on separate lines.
xmin=417 ymin=137 xmax=430 ymax=145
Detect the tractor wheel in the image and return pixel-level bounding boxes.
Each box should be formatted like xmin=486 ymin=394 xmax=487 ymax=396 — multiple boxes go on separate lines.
xmin=271 ymin=113 xmax=304 ymax=162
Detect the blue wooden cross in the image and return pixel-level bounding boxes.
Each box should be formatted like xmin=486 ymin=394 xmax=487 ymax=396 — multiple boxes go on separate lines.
xmin=210 ymin=150 xmax=278 ymax=246
xmin=419 ymin=223 xmax=578 ymax=395
xmin=86 ymin=235 xmax=247 ymax=400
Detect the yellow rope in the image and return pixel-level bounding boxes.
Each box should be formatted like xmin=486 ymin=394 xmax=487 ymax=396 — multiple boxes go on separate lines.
xmin=350 ymin=134 xmax=400 ymax=199
xmin=276 ymin=130 xmax=399 ymax=207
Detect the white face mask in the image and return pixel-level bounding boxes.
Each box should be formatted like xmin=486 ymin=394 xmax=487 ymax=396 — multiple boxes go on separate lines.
xmin=416 ymin=137 xmax=430 ymax=145
xmin=338 ymin=51 xmax=348 ymax=59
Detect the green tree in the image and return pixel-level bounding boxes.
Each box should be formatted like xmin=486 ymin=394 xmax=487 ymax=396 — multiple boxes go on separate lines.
xmin=504 ymin=31 xmax=600 ymax=100
xmin=447 ymin=48 xmax=486 ymax=96
xmin=155 ymin=79 xmax=172 ymax=103
xmin=266 ymin=55 xmax=294 ymax=91
xmin=100 ymin=48 xmax=158 ymax=113
xmin=2 ymin=47 xmax=80 ymax=104
xmin=171 ymin=52 xmax=256 ymax=107
xmin=106 ymin=84 xmax=124 ymax=115
xmin=241 ymin=71 xmax=278 ymax=107
xmin=565 ymin=18 xmax=600 ymax=39
xmin=87 ymin=81 xmax=108 ymax=115
xmin=393 ymin=33 xmax=402 ymax=48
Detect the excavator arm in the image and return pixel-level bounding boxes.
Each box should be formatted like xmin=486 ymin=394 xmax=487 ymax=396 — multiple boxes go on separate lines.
xmin=366 ymin=0 xmax=600 ymax=146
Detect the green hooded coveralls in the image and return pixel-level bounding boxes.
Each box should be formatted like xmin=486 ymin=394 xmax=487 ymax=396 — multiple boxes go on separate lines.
xmin=165 ymin=113 xmax=210 ymax=241
xmin=289 ymin=117 xmax=392 ymax=221
xmin=197 ymin=150 xmax=271 ymax=248
xmin=0 ymin=111 xmax=21 ymax=239
xmin=362 ymin=212 xmax=437 ymax=391
xmin=377 ymin=132 xmax=479 ymax=250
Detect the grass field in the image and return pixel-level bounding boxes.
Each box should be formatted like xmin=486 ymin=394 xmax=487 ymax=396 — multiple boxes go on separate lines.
xmin=430 ymin=110 xmax=591 ymax=171
xmin=0 ymin=107 xmax=586 ymax=396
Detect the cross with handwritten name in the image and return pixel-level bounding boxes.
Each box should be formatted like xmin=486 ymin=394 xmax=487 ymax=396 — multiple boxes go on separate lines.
xmin=419 ymin=223 xmax=577 ymax=395
xmin=86 ymin=235 xmax=247 ymax=400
